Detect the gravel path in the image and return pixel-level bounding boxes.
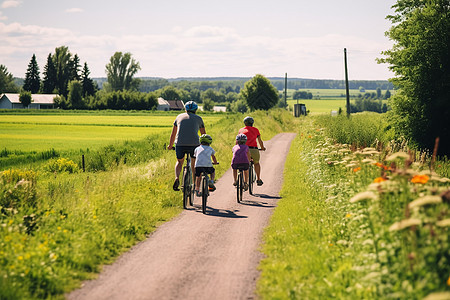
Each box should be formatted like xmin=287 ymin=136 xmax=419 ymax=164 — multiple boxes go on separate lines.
xmin=67 ymin=133 xmax=296 ymax=300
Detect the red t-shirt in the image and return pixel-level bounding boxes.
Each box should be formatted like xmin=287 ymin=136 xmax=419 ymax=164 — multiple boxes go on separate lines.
xmin=239 ymin=126 xmax=260 ymax=148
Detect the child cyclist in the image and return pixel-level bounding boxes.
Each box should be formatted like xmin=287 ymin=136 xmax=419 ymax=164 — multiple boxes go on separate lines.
xmin=238 ymin=116 xmax=266 ymax=186
xmin=193 ymin=134 xmax=218 ymax=197
xmin=232 ymin=133 xmax=252 ymax=191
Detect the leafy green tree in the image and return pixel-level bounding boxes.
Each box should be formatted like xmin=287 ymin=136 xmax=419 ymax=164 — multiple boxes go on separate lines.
xmin=0 ymin=64 xmax=19 ymax=93
xmin=81 ymin=62 xmax=96 ymax=97
xmin=19 ymin=90 xmax=32 ymax=108
xmin=384 ymin=89 xmax=391 ymax=99
xmin=67 ymin=80 xmax=84 ymax=109
xmin=241 ymin=74 xmax=279 ymax=110
xmin=105 ymin=52 xmax=141 ymax=91
xmin=53 ymin=46 xmax=73 ymax=97
xmin=42 ymin=53 xmax=57 ymax=94
xmin=23 ymin=54 xmax=41 ymax=93
xmin=376 ymin=87 xmax=382 ymax=99
xmin=159 ymin=85 xmax=182 ymax=100
xmin=233 ymin=99 xmax=248 ymax=113
xmin=380 ymin=0 xmax=450 ymax=155
xmin=202 ymin=98 xmax=215 ymax=111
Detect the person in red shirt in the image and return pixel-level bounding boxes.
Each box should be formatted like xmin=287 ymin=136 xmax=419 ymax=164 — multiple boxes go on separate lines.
xmin=238 ymin=116 xmax=266 ymax=186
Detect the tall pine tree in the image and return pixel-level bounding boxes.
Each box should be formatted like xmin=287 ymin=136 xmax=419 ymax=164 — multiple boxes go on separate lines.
xmin=23 ymin=54 xmax=41 ymax=93
xmin=42 ymin=53 xmax=57 ymax=94
xmin=81 ymin=62 xmax=96 ymax=97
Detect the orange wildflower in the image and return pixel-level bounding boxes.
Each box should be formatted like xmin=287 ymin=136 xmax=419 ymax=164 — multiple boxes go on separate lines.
xmin=353 ymin=167 xmax=361 ymax=172
xmin=373 ymin=177 xmax=387 ymax=183
xmin=374 ymin=162 xmax=390 ymax=170
xmin=447 ymin=274 xmax=450 ymax=286
xmin=411 ymin=174 xmax=429 ymax=184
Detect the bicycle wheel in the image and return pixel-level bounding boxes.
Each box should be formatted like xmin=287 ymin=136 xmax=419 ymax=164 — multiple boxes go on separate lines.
xmin=202 ymin=175 xmax=208 ymax=214
xmin=188 ymin=168 xmax=194 ymax=206
xmin=236 ymin=172 xmax=241 ymax=203
xmin=182 ymin=167 xmax=189 ymax=209
xmin=249 ymin=163 xmax=255 ymax=195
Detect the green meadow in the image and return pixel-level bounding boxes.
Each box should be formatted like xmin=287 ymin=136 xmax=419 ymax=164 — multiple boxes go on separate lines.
xmin=0 ymin=112 xmax=223 ymax=153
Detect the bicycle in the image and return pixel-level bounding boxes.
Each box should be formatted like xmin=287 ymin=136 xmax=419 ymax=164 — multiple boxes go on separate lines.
xmin=248 ymin=148 xmax=264 ymax=195
xmin=198 ymin=162 xmax=218 ymax=214
xmin=236 ymin=167 xmax=246 ymax=203
xmin=248 ymin=160 xmax=256 ymax=195
xmin=181 ymin=152 xmax=195 ymax=209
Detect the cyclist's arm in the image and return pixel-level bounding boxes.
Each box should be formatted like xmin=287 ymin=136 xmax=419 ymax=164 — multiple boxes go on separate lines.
xmin=200 ymin=127 xmax=206 ymax=135
xmin=168 ymin=125 xmax=177 ymax=149
xmin=257 ymin=135 xmax=266 ymax=150
xmin=211 ymin=154 xmax=218 ymax=164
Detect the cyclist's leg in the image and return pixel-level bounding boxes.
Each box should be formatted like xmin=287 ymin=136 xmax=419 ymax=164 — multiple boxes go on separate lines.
xmin=250 ymin=148 xmax=262 ymax=182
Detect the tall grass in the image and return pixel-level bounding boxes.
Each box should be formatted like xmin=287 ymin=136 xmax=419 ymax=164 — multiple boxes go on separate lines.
xmin=0 ymin=109 xmax=297 ymax=299
xmin=258 ymin=115 xmax=450 ymax=299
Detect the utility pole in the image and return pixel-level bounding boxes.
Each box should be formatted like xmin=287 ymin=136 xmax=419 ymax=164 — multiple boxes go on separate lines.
xmin=344 ymin=48 xmax=350 ymax=117
xmin=284 ymin=72 xmax=287 ymax=108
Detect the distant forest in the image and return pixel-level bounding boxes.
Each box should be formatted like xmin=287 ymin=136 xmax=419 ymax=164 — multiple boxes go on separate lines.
xmin=91 ymin=77 xmax=395 ymax=93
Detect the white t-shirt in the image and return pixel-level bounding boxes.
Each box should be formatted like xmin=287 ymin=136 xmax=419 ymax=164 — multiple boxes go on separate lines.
xmin=194 ymin=145 xmax=215 ymax=167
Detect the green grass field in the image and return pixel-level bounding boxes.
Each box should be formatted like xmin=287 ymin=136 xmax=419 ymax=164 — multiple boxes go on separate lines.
xmin=0 ymin=113 xmax=223 ymax=152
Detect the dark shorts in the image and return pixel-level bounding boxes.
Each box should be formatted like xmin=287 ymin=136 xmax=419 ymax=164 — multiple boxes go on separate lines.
xmin=195 ymin=167 xmax=215 ymax=177
xmin=232 ymin=163 xmax=249 ymax=170
xmin=175 ymin=145 xmax=198 ymax=160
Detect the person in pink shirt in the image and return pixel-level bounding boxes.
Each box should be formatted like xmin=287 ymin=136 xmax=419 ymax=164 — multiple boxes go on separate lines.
xmin=238 ymin=116 xmax=266 ymax=186
xmin=231 ymin=133 xmax=251 ymax=190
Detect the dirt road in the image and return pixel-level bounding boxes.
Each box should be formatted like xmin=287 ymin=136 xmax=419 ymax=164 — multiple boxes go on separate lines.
xmin=68 ymin=133 xmax=296 ymax=300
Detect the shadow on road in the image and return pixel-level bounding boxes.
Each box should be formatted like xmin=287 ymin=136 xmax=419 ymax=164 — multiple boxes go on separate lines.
xmin=239 ymin=199 xmax=275 ymax=208
xmin=190 ymin=204 xmax=248 ymax=218
xmin=252 ymin=193 xmax=282 ymax=200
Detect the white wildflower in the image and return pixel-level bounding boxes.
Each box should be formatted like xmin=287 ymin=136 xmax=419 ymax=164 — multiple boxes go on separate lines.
xmin=350 ymin=191 xmax=378 ymax=203
xmin=389 ymin=218 xmax=421 ymax=231
xmin=408 ymin=195 xmax=442 ymax=209
xmin=436 ymin=219 xmax=450 ymax=227
xmin=386 ymin=151 xmax=409 ymax=161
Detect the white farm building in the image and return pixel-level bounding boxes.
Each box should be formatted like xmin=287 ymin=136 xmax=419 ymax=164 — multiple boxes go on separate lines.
xmin=0 ymin=93 xmax=57 ymax=109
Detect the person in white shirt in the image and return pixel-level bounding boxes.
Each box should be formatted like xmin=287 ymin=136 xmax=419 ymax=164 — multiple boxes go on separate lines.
xmin=193 ymin=134 xmax=218 ymax=197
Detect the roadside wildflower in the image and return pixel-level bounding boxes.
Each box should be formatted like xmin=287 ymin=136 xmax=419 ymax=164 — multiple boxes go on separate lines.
xmin=345 ymin=213 xmax=352 ymax=218
xmin=411 ymin=174 xmax=429 ymax=184
xmin=389 ymin=218 xmax=421 ymax=231
xmin=350 ymin=191 xmax=378 ymax=203
xmin=362 ymin=158 xmax=376 ymax=164
xmin=374 ymin=162 xmax=390 ymax=170
xmin=386 ymin=151 xmax=409 ymax=161
xmin=436 ymin=219 xmax=450 ymax=227
xmin=373 ymin=177 xmax=387 ymax=183
xmin=448 ymin=275 xmax=450 ymax=286
xmin=408 ymin=195 xmax=442 ymax=209
xmin=423 ymin=292 xmax=450 ymax=300
xmin=353 ymin=167 xmax=361 ymax=172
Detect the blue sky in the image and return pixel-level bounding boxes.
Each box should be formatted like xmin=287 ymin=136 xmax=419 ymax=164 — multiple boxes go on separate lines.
xmin=0 ymin=0 xmax=397 ymax=80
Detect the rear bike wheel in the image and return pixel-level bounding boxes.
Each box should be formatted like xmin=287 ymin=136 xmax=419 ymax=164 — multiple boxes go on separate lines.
xmin=188 ymin=168 xmax=194 ymax=206
xmin=202 ymin=175 xmax=208 ymax=214
xmin=249 ymin=163 xmax=255 ymax=195
xmin=182 ymin=167 xmax=189 ymax=209
xmin=236 ymin=172 xmax=241 ymax=203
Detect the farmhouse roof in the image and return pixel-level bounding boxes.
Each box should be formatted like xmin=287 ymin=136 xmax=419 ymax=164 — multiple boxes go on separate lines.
xmin=166 ymin=99 xmax=185 ymax=110
xmin=157 ymin=97 xmax=170 ymax=106
xmin=1 ymin=93 xmax=58 ymax=104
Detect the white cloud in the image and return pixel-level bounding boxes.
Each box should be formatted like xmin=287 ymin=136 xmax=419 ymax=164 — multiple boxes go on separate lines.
xmin=0 ymin=11 xmax=7 ymax=20
xmin=65 ymin=8 xmax=83 ymax=13
xmin=1 ymin=0 xmax=21 ymax=9
xmin=0 ymin=22 xmax=394 ymax=79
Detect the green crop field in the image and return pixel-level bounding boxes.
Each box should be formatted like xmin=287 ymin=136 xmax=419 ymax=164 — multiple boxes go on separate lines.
xmin=0 ymin=112 xmax=223 ymax=152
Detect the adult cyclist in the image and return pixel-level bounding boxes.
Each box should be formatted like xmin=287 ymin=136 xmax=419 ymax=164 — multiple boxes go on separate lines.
xmin=238 ymin=116 xmax=266 ymax=186
xmin=168 ymin=101 xmax=206 ymax=191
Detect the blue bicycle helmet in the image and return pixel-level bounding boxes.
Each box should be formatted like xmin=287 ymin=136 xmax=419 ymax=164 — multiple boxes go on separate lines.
xmin=184 ymin=101 xmax=198 ymax=113
xmin=243 ymin=116 xmax=254 ymax=126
